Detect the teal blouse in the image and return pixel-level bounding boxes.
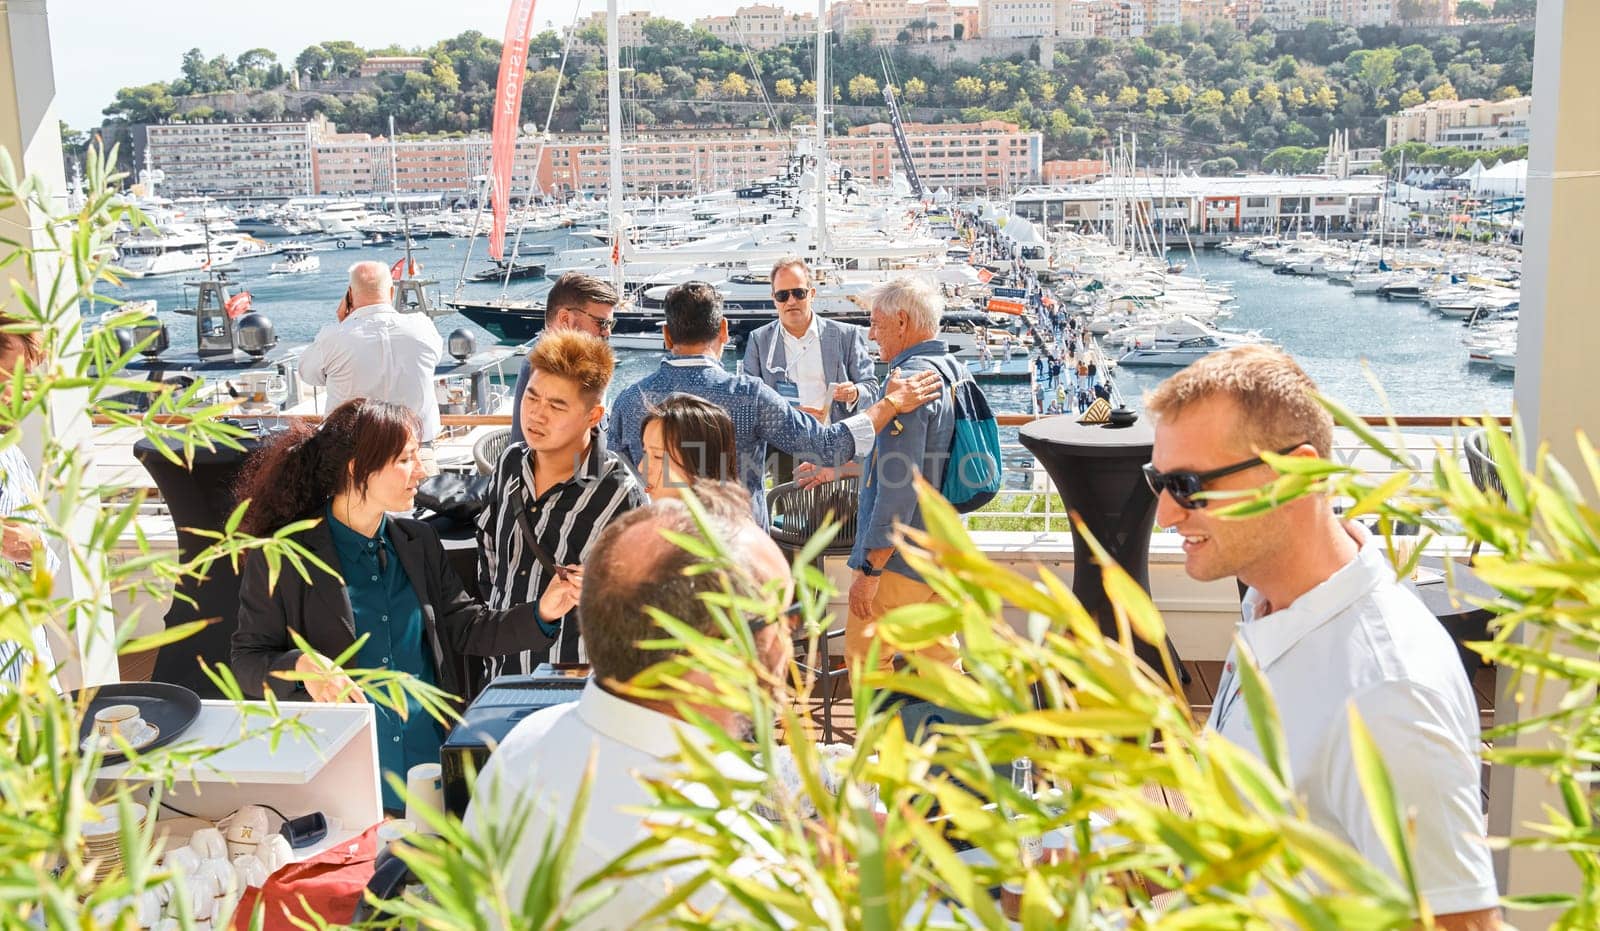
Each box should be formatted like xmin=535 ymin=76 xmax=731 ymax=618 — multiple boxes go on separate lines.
xmin=326 ymin=505 xmax=443 ymax=812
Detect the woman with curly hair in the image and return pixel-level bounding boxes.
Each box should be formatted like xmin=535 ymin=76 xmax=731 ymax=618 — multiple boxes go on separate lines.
xmin=229 ymin=399 xmax=551 ymax=813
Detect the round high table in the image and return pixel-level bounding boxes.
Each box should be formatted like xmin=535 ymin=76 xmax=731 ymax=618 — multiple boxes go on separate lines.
xmin=1018 ymin=415 xmax=1183 ymax=675
xmin=1413 ymin=555 xmax=1498 ymax=679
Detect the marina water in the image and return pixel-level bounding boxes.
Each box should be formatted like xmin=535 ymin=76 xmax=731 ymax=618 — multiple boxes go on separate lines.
xmin=102 ymin=232 xmax=1515 ymax=419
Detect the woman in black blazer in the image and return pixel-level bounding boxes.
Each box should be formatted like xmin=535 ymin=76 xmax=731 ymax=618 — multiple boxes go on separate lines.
xmin=229 ymin=400 xmax=557 ymax=745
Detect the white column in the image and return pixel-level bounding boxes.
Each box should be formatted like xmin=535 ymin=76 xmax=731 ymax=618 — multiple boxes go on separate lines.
xmin=1492 ymin=0 xmax=1596 ymax=918
xmin=0 ymin=0 xmax=116 ymax=686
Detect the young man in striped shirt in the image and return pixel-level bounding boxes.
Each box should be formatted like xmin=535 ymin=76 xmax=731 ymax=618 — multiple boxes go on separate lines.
xmin=475 ymin=330 xmax=645 ymax=688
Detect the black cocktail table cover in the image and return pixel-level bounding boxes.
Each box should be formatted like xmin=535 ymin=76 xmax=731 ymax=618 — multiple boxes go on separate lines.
xmin=1018 ymin=416 xmax=1181 ymax=674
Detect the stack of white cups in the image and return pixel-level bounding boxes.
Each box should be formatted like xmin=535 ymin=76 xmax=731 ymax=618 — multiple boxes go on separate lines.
xmin=404 ymin=763 xmax=445 ymax=832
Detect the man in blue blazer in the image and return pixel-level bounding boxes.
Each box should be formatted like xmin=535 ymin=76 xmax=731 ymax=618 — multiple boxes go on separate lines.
xmin=741 ymin=257 xmax=879 ymax=425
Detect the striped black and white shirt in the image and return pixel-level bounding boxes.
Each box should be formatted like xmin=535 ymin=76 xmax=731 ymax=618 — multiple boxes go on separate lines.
xmin=0 ymin=444 xmax=59 ymax=689
xmin=474 ymin=428 xmax=644 ymax=678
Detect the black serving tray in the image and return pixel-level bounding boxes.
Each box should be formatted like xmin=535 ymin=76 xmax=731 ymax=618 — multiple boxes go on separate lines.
xmin=71 ymin=681 xmax=202 ymax=766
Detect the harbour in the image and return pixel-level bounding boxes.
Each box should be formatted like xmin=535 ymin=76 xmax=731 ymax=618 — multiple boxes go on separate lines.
xmin=97 ymin=225 xmax=1517 ymax=420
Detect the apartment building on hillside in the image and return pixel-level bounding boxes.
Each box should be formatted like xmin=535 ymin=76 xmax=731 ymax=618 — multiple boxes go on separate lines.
xmin=829 ymin=0 xmax=961 ymax=44
xmin=982 ymin=0 xmax=1058 ymax=37
xmin=143 ymin=118 xmax=322 ymax=200
xmin=694 ymin=4 xmax=817 ymax=49
xmin=1385 ymin=96 xmax=1532 ymax=150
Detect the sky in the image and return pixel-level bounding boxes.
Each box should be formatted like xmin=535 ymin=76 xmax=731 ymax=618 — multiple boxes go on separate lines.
xmin=49 ymin=0 xmax=827 ymax=129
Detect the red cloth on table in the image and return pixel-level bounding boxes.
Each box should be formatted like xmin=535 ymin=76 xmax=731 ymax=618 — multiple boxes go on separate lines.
xmin=232 ymin=823 xmax=382 ymax=931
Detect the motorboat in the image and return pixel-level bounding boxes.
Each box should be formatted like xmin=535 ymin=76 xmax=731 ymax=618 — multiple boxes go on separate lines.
xmin=466 ymin=260 xmax=546 ymax=283
xmin=268 ymin=246 xmax=320 ymax=275
xmin=1111 ymin=315 xmax=1268 ymax=367
xmin=116 ymin=233 xmax=239 ymax=278
xmin=1118 ymin=334 xmax=1230 ymax=367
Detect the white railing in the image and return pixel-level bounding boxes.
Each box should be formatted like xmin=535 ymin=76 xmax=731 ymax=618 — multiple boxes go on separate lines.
xmin=966 ymin=432 xmax=1474 ymax=537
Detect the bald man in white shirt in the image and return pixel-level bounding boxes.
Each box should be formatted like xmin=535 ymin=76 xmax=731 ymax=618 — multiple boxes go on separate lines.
xmin=299 ymin=262 xmax=444 ymax=473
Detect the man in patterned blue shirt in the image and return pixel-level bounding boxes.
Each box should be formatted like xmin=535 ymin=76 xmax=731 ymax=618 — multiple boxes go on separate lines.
xmin=608 ymin=281 xmax=941 ymax=527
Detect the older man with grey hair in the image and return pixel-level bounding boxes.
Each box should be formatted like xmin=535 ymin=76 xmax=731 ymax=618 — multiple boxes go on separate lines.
xmin=846 ymin=276 xmax=968 ymax=679
xmin=299 ymin=261 xmax=445 ymax=472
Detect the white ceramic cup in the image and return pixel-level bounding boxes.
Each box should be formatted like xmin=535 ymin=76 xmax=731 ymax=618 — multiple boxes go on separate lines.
xmin=198 ymin=858 xmax=236 ymax=897
xmin=93 ymin=704 xmax=144 ymax=742
xmin=167 ymin=876 xmax=214 ymax=922
xmin=135 ymin=890 xmax=164 ymax=928
xmin=256 ymin=834 xmax=292 ymax=874
xmin=225 ymin=805 xmax=271 ymax=857
xmin=232 ymin=853 xmax=269 ymax=889
xmin=160 ymin=846 xmax=200 ymax=876
xmin=188 ymin=827 xmax=227 ymax=861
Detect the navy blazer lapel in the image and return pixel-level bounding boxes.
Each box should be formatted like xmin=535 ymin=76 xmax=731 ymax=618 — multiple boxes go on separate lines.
xmin=387 ymin=520 xmax=434 ymax=627
xmin=304 ymin=522 xmax=358 ymax=640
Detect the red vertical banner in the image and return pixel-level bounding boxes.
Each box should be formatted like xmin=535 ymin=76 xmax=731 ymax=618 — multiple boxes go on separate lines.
xmin=490 ymin=0 xmax=539 ymax=261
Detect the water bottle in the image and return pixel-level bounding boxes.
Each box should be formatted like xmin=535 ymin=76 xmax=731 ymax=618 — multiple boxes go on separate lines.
xmin=1000 ymin=756 xmax=1043 ymax=919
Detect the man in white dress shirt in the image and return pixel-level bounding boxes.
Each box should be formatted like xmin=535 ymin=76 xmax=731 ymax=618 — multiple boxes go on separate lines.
xmin=299 ymin=261 xmax=444 ymax=473
xmin=742 ymin=257 xmax=877 ymax=423
xmin=462 ymin=483 xmax=795 ymax=927
xmin=1146 ymin=345 xmax=1500 ymax=930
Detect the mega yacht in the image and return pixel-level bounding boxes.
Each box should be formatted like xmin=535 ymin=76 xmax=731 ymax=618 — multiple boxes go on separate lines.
xmin=116 ymin=233 xmax=240 ymax=278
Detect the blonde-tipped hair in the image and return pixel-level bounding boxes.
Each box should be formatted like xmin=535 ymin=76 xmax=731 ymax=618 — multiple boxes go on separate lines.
xmin=864 ymin=276 xmax=942 ymax=335
xmin=1143 ymin=345 xmax=1332 ymax=457
xmin=527 ymin=328 xmax=616 ymax=404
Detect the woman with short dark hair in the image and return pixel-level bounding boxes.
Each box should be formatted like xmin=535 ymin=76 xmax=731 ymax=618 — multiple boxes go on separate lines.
xmin=230 ymin=398 xmax=551 ymax=812
xmin=638 ymin=393 xmax=737 ymax=501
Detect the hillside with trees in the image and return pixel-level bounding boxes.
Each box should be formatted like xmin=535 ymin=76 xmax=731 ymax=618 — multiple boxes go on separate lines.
xmin=89 ymin=18 xmax=1535 ymax=174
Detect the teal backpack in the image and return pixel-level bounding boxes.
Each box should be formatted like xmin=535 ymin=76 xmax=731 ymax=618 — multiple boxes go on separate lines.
xmin=925 ymin=356 xmax=1003 ymax=513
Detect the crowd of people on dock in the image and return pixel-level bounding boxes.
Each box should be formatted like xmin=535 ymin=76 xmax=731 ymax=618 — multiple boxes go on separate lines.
xmin=0 ymin=243 xmax=1501 ymax=926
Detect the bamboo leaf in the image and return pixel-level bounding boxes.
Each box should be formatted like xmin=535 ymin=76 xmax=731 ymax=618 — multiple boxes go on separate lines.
xmin=1347 ymin=708 xmax=1429 ymax=923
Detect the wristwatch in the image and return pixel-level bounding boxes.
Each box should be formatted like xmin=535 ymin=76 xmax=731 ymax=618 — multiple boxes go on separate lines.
xmin=860 ymin=562 xmax=883 ymax=577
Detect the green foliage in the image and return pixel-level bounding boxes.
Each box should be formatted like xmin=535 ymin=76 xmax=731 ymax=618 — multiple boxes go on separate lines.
xmin=97 ymin=23 xmax=1536 ymax=170
xmin=590 ymin=481 xmax=1433 ymax=927
xmin=0 ymin=145 xmax=538 ymax=930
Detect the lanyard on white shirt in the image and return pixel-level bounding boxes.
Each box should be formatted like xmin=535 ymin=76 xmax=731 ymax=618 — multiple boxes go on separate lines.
xmin=766 ymin=324 xmax=818 ymax=378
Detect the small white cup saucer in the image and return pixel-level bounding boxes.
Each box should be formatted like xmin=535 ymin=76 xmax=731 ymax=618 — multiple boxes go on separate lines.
xmin=81 ymin=720 xmax=160 ymax=753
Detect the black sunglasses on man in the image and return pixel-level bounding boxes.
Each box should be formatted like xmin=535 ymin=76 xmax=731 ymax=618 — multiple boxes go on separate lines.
xmin=1142 ymin=443 xmax=1307 ymax=510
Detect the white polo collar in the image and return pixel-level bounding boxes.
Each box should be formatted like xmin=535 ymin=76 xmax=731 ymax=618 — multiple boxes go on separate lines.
xmin=572 ymin=680 xmax=711 ymax=759
xmin=663 ymin=353 xmax=721 ymax=368
xmin=347 ymin=301 xmax=396 ymax=320
xmin=1238 ymin=525 xmax=1385 ymax=670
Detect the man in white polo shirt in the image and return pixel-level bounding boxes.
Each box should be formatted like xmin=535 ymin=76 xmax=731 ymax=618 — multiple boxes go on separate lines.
xmin=462 ymin=483 xmax=795 ymax=928
xmin=1145 ymin=345 xmax=1499 ymax=930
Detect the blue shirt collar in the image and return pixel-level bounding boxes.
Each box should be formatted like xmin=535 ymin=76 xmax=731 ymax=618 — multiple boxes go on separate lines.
xmin=325 ymin=502 xmax=389 ymax=549
xmin=887 ymin=339 xmax=947 ymax=369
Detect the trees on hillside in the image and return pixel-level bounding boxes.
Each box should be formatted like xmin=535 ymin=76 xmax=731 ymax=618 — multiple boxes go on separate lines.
xmin=98 ymin=23 xmax=1537 ymax=170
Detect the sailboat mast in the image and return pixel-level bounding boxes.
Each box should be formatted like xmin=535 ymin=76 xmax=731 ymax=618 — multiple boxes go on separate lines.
xmin=607 ymin=0 xmax=624 ymax=294
xmin=390 ymin=115 xmax=413 ymax=275
xmin=814 ymin=0 xmax=828 ymax=260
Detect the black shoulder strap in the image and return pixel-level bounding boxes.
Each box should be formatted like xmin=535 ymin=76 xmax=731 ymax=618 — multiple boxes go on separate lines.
xmin=512 ymin=476 xmax=562 ymax=578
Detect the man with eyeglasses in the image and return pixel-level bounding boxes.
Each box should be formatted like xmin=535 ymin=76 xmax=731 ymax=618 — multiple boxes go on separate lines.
xmin=742 ymin=257 xmax=877 ymax=424
xmin=509 ymin=272 xmax=620 ymax=442
xmin=1145 ymin=345 xmax=1499 ymax=931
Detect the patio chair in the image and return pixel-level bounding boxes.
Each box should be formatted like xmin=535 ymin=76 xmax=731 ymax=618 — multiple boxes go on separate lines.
xmin=1464 ymin=427 xmax=1511 ymax=561
xmin=768 ymin=474 xmax=861 ymax=743
xmin=473 ymin=427 xmax=515 ymax=475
